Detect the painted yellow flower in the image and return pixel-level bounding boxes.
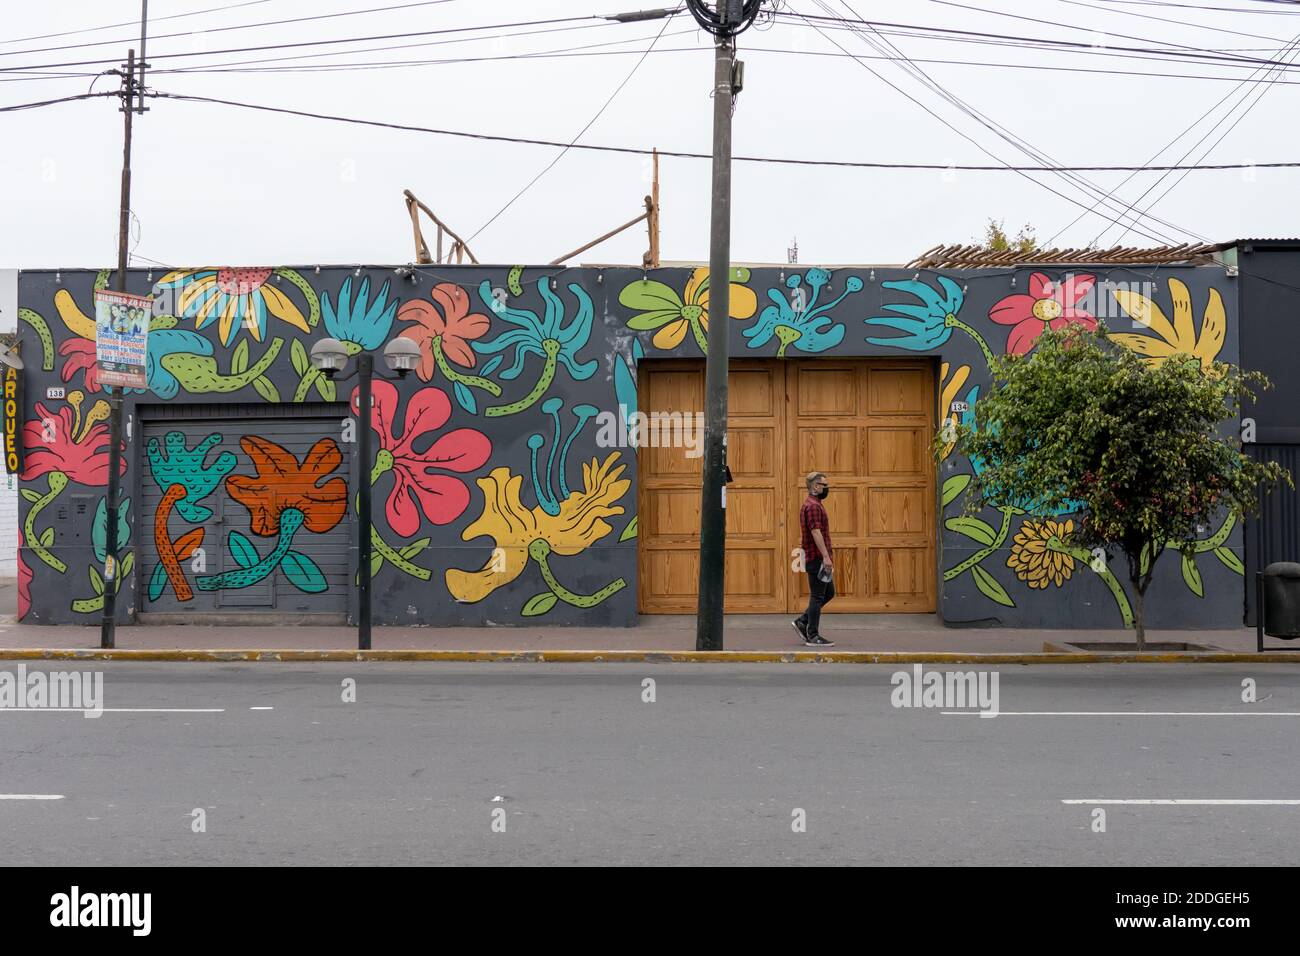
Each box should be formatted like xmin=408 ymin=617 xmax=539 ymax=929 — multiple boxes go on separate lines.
xmin=446 ymin=452 xmax=630 ymax=604
xmin=1007 ymin=518 xmax=1076 ymax=589
xmin=157 ymin=268 xmax=312 ymax=347
xmin=620 ymin=267 xmax=758 ymax=353
xmin=938 ymin=361 xmax=973 ymax=460
xmin=1110 ymin=277 xmax=1225 ymax=375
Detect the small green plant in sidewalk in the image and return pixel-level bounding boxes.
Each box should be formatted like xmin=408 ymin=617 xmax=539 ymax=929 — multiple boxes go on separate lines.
xmin=949 ymin=324 xmax=1291 ymax=650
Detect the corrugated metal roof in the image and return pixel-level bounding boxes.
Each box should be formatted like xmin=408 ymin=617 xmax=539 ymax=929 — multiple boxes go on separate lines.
xmin=907 ymin=242 xmax=1222 ymax=269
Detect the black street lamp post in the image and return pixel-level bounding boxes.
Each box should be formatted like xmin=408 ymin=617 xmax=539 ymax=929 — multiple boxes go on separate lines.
xmin=309 ymin=335 xmax=420 ymax=650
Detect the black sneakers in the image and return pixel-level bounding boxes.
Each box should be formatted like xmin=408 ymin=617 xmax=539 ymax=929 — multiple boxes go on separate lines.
xmin=804 ymin=634 xmax=835 ymax=647
xmin=791 ymin=619 xmax=808 ymax=640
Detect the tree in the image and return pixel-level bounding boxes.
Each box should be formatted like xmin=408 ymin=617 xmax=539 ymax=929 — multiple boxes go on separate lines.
xmin=980 ymin=218 xmax=1040 ymax=256
xmin=950 ymin=325 xmax=1290 ymax=649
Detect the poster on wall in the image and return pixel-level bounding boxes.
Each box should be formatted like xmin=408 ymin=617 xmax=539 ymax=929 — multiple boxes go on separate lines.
xmin=94 ymin=288 xmax=151 ymax=389
xmin=3 ymin=354 xmax=22 ymax=475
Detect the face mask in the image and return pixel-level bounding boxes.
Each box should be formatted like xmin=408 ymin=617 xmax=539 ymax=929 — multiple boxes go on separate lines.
xmin=814 ymin=487 xmax=829 ymax=500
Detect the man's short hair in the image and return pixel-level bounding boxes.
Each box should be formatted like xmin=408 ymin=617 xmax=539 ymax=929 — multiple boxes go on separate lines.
xmin=806 ymin=471 xmax=826 ymax=491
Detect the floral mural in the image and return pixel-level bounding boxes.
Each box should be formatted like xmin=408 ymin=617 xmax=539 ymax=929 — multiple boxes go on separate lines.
xmin=12 ymin=262 xmax=1244 ymax=629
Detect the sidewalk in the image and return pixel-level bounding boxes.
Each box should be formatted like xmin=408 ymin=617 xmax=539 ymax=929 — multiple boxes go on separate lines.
xmin=0 ymin=610 xmax=1276 ymax=655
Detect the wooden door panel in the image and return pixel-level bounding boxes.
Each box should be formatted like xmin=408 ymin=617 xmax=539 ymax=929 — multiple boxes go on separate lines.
xmin=640 ymin=358 xmax=935 ymax=615
xmin=786 ymin=360 xmax=936 ymax=613
xmin=638 ymin=360 xmax=786 ymax=613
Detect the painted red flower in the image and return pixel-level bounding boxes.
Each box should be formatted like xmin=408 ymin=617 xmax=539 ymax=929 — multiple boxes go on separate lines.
xmin=21 ymin=400 xmax=124 ymax=486
xmin=398 ymin=283 xmax=491 ymax=381
xmin=351 ymin=380 xmax=492 ymax=537
xmin=58 ymin=338 xmax=102 ymax=393
xmin=17 ymin=529 xmax=32 ymax=621
xmin=989 ymin=272 xmax=1097 ymax=355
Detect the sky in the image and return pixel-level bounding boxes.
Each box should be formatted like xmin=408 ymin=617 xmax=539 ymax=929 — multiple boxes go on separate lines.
xmin=2 ymin=0 xmax=1299 ymax=270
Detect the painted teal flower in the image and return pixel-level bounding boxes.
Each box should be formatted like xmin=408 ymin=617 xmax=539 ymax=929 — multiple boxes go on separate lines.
xmin=147 ymin=431 xmax=237 ymax=523
xmin=473 ymin=278 xmax=597 ymax=416
xmin=322 ymin=275 xmax=398 ymax=353
xmin=529 ymin=398 xmax=600 ymax=516
xmin=865 ymin=276 xmax=964 ymax=351
xmin=742 ymin=268 xmax=861 ymax=357
xmin=146 ymin=328 xmax=214 ymax=400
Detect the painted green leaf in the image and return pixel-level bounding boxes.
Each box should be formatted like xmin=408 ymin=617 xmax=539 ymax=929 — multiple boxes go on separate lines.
xmin=945 ymin=516 xmax=996 ymax=546
xmin=120 ymin=551 xmax=134 ymax=582
xmin=618 ymin=280 xmax=682 ymax=318
xmin=942 ymin=474 xmax=971 ymax=508
xmin=522 ymin=591 xmax=558 ymax=617
xmin=252 ymin=377 xmax=280 ymax=403
xmin=1181 ymin=552 xmax=1204 ymax=598
xmin=1214 ymin=546 xmax=1244 ymax=575
xmin=290 ymin=338 xmax=309 ymax=376
xmin=619 ymin=515 xmax=638 ymax=542
xmin=371 ymin=552 xmax=384 ymax=577
xmin=88 ymin=564 xmax=104 ymax=596
xmin=231 ymin=339 xmax=249 ymax=375
xmin=282 ymin=550 xmax=327 ymax=593
xmin=228 ymin=531 xmax=259 ymax=569
xmin=149 ymin=315 xmax=178 ymax=331
xmin=20 ymin=488 xmax=41 ymax=503
xmin=148 ymin=562 xmax=167 ymax=602
xmin=398 ymin=538 xmax=431 ymax=560
xmin=39 ymin=526 xmax=54 ymax=549
xmin=314 ymin=374 xmax=336 ymax=402
xmin=971 ymin=564 xmax=1015 ymax=607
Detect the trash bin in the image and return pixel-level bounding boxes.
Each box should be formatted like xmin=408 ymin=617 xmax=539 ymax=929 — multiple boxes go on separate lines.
xmin=1257 ymin=562 xmax=1300 ymax=651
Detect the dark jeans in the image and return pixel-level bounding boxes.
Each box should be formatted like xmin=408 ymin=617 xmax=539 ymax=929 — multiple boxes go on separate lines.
xmin=795 ymin=558 xmax=835 ymax=638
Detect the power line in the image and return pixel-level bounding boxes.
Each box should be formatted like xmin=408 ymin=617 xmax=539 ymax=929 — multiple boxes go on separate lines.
xmin=145 ymin=20 xmax=621 ymax=76
xmin=926 ymin=0 xmax=1283 ymax=67
xmin=772 ymin=9 xmax=1300 ymax=71
xmin=0 ymin=91 xmax=116 ymax=112
xmin=1095 ymin=0 xmax=1300 ymax=13
xmin=144 ymin=89 xmax=1300 ymax=171
xmin=1054 ymin=0 xmax=1289 ymax=42
xmin=0 ymin=0 xmax=458 ymax=61
xmin=466 ymin=12 xmax=678 ymax=243
xmin=0 ymin=14 xmax=604 ymax=73
xmin=0 ymin=0 xmax=273 ymax=46
xmin=806 ymin=0 xmax=1193 ymax=244
xmin=1047 ymin=26 xmax=1300 ymax=244
xmin=1100 ymin=30 xmax=1300 ymax=243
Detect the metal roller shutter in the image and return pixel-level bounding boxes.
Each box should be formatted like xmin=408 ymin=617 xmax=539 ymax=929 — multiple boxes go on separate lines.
xmin=137 ymin=403 xmax=352 ymax=622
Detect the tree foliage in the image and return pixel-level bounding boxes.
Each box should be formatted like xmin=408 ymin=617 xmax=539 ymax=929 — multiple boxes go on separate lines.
xmin=980 ymin=218 xmax=1040 ymax=256
xmin=951 ymin=324 xmax=1290 ymax=647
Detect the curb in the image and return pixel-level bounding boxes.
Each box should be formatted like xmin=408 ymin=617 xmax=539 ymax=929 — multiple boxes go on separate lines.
xmin=0 ymin=648 xmax=1294 ymax=664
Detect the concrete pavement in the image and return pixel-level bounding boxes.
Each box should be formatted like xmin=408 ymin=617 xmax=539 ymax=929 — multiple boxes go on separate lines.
xmin=3 ymin=662 xmax=1299 ymax=865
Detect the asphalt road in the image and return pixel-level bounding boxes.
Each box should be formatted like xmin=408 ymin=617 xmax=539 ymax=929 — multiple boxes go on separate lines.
xmin=3 ymin=662 xmax=1300 ymax=866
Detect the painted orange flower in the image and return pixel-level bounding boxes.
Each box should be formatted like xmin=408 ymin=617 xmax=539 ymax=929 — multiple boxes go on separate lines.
xmin=226 ymin=436 xmax=347 ymax=537
xmin=398 ymin=283 xmax=492 ymax=381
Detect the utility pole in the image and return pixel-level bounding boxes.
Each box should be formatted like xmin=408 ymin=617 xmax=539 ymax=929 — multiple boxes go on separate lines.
xmin=101 ymin=26 xmax=147 ymax=648
xmin=696 ymin=1 xmax=743 ymax=651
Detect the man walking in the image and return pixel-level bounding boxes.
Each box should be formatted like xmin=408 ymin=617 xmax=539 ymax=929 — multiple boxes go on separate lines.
xmin=793 ymin=471 xmax=835 ymax=647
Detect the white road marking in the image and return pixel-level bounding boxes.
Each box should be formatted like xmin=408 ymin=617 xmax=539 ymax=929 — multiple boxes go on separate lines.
xmin=249 ymin=706 xmax=273 ymax=711
xmin=0 ymin=708 xmax=224 ymax=713
xmin=1063 ymin=799 xmax=1300 ymax=805
xmin=942 ymin=711 xmax=1300 ymax=716
xmin=0 ymin=794 xmax=64 ymax=800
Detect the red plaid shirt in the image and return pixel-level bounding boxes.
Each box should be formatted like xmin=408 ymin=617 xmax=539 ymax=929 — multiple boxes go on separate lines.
xmin=800 ymin=496 xmax=831 ymax=563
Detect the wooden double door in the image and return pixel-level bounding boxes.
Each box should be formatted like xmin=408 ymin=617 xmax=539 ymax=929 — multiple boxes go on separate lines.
xmin=637 ymin=358 xmax=936 ymax=613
